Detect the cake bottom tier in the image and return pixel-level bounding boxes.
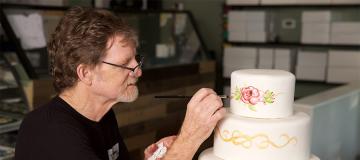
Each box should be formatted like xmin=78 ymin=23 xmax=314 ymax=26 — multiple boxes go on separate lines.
xmin=214 ymin=111 xmax=311 ymax=160
xmin=199 ymin=148 xmax=320 ymax=160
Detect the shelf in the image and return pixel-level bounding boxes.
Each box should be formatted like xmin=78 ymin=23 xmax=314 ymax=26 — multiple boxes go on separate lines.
xmin=0 ymin=145 xmax=15 ymax=159
xmin=224 ymin=41 xmax=360 ymax=49
xmin=0 ymin=114 xmax=21 ymax=134
xmin=222 ymin=2 xmax=357 ymax=99
xmin=226 ymin=4 xmax=360 ymax=9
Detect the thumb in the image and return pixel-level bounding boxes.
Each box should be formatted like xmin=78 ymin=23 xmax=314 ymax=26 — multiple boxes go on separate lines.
xmin=144 ymin=144 xmax=157 ymax=159
xmin=157 ymin=135 xmax=177 ymax=148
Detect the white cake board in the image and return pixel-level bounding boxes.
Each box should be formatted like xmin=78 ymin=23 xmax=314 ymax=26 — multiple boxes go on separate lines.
xmin=198 ymin=148 xmax=320 ymax=160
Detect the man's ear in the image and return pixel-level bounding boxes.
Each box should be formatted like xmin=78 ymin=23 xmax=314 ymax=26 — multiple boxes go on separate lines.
xmin=77 ymin=64 xmax=93 ymax=86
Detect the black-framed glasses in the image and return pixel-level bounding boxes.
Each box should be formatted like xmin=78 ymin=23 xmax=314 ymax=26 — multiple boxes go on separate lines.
xmin=102 ymin=55 xmax=144 ymax=72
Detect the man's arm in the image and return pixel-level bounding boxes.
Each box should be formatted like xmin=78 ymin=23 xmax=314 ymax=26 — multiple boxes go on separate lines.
xmin=162 ymin=88 xmax=226 ymax=160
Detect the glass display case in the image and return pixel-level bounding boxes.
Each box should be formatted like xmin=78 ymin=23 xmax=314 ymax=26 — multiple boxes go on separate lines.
xmin=1 ymin=3 xmax=211 ymax=78
xmin=0 ymin=52 xmax=29 ymax=159
xmin=119 ymin=11 xmax=209 ymax=69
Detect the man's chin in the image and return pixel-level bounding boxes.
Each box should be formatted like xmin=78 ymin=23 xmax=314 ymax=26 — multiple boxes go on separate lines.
xmin=116 ymin=88 xmax=139 ymax=103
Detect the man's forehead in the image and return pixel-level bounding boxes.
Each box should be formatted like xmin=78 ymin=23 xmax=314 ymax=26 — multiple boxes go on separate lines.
xmin=107 ymin=35 xmax=136 ymax=48
xmin=103 ymin=36 xmax=135 ymax=61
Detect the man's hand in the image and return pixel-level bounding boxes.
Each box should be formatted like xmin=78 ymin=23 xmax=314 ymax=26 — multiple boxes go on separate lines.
xmin=179 ymin=88 xmax=226 ymax=146
xmin=144 ymin=135 xmax=177 ymax=160
xmin=154 ymin=88 xmax=226 ymax=160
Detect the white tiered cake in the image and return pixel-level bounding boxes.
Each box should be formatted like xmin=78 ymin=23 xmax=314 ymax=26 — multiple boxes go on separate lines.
xmin=199 ymin=69 xmax=319 ymax=160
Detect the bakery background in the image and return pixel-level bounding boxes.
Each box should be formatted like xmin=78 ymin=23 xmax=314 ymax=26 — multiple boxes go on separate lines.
xmin=0 ymin=0 xmax=359 ymax=159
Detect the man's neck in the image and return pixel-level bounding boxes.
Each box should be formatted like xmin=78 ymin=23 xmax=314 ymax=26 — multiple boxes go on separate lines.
xmin=59 ymin=85 xmax=116 ymax=122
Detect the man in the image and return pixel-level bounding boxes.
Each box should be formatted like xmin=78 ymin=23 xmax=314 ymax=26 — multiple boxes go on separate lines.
xmin=15 ymin=6 xmax=225 ymax=160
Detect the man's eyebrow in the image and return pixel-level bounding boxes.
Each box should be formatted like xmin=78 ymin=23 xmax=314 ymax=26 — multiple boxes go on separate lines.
xmin=121 ymin=56 xmax=132 ymax=65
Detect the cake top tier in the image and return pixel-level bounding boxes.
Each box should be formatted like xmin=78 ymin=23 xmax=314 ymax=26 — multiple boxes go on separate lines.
xmin=232 ymin=69 xmax=293 ymax=78
xmin=230 ymin=69 xmax=295 ymax=119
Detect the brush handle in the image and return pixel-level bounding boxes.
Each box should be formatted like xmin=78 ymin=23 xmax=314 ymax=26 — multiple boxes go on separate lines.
xmin=154 ymin=95 xmax=230 ymax=99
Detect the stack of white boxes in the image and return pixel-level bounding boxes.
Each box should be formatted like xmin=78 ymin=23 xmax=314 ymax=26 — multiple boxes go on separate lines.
xmin=258 ymin=48 xmax=274 ymax=69
xmin=301 ymin=11 xmax=331 ymax=44
xmin=246 ymin=11 xmax=267 ymax=42
xmin=223 ymin=46 xmax=257 ymax=77
xmin=330 ymin=22 xmax=360 ymax=45
xmin=228 ymin=11 xmax=267 ymax=42
xmin=274 ymin=48 xmax=292 ymax=71
xmin=228 ymin=11 xmax=247 ymax=42
xmin=296 ymin=50 xmax=327 ymax=81
xmin=331 ymin=0 xmax=360 ymax=4
xmin=261 ymin=0 xmax=331 ymax=5
xmin=327 ymin=50 xmax=360 ymax=83
xmin=261 ymin=0 xmax=297 ymax=5
xmin=296 ymin=0 xmax=331 ymax=4
xmin=226 ymin=0 xmax=260 ymax=5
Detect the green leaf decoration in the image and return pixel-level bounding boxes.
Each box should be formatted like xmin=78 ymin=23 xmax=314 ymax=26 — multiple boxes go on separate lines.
xmin=263 ymin=90 xmax=275 ymax=104
xmin=233 ymin=86 xmax=242 ymax=101
xmin=248 ymin=105 xmax=257 ymax=111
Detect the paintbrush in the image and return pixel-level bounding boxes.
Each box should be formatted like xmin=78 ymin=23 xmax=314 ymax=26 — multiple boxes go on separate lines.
xmin=154 ymin=95 xmax=230 ymax=99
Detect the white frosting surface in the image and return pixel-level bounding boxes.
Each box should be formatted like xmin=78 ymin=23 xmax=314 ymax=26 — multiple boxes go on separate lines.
xmin=198 ymin=69 xmax=315 ymax=160
xmin=230 ymin=69 xmax=295 ymax=118
xmin=198 ymin=148 xmax=320 ymax=160
xmin=213 ymin=111 xmax=311 ymax=160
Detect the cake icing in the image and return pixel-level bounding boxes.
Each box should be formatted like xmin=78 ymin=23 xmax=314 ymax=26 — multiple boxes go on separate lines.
xmin=214 ymin=110 xmax=310 ymax=160
xmin=198 ymin=69 xmax=319 ymax=160
xmin=199 ymin=148 xmax=320 ymax=160
xmin=231 ymin=69 xmax=295 ymax=118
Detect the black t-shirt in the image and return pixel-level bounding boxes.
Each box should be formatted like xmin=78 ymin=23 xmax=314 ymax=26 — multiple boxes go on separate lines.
xmin=15 ymin=96 xmax=130 ymax=160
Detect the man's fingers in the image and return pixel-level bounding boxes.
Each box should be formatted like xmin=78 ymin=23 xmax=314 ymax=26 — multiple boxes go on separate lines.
xmin=144 ymin=143 xmax=157 ymax=158
xmin=202 ymin=94 xmax=223 ymax=117
xmin=188 ymin=88 xmax=216 ymax=107
xmin=157 ymin=135 xmax=177 ymax=148
xmin=210 ymin=107 xmax=226 ymax=125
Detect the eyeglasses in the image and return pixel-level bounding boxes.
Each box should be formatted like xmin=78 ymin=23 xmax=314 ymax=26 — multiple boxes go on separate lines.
xmin=102 ymin=55 xmax=144 ymax=72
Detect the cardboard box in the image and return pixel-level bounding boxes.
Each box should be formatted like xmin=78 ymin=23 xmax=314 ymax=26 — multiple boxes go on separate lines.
xmin=274 ymin=49 xmax=292 ymax=71
xmin=330 ymin=33 xmax=360 ymax=45
xmin=228 ymin=22 xmax=247 ymax=32
xmin=296 ymin=66 xmax=326 ymax=81
xmin=327 ymin=67 xmax=360 ymax=83
xmin=331 ymin=22 xmax=360 ymax=34
xmin=258 ymin=48 xmax=274 ymax=67
xmin=302 ymin=11 xmax=331 ymax=22
xmin=331 ymin=0 xmax=360 ymax=4
xmin=228 ymin=31 xmax=247 ymax=42
xmin=224 ymin=47 xmax=257 ymax=55
xmin=274 ymin=65 xmax=291 ymax=71
xmin=223 ymin=57 xmax=258 ymax=69
xmin=224 ymin=47 xmax=257 ymax=66
xmin=226 ymin=0 xmax=260 ymax=5
xmin=297 ymin=50 xmax=328 ymax=67
xmin=302 ymin=22 xmax=330 ymax=33
xmin=329 ymin=50 xmax=360 ymax=67
xmin=261 ymin=0 xmax=297 ymax=5
xmin=245 ymin=11 xmax=266 ymax=22
xmin=247 ymin=32 xmax=267 ymax=42
xmin=228 ymin=11 xmax=247 ymax=22
xmin=246 ymin=22 xmax=266 ymax=32
xmin=296 ymin=0 xmax=331 ymax=4
xmin=223 ymin=65 xmax=257 ymax=77
xmin=258 ymin=65 xmax=273 ymax=69
xmin=301 ymin=32 xmax=330 ymax=44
